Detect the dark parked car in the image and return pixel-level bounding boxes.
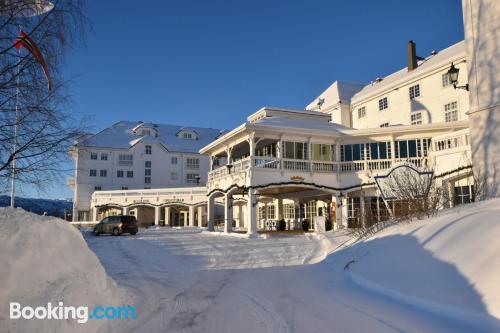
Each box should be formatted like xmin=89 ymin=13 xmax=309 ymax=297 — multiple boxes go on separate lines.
xmin=93 ymin=215 xmax=138 ymax=236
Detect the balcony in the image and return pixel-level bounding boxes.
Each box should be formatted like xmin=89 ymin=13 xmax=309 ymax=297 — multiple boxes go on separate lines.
xmin=207 ymin=156 xmax=428 ymax=183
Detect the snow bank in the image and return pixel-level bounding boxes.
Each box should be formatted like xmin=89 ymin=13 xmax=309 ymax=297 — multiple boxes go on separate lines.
xmin=339 ymin=199 xmax=500 ymax=329
xmin=0 ymin=208 xmax=125 ymax=332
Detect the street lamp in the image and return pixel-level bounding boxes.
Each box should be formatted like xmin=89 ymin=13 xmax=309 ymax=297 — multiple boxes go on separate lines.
xmin=447 ymin=63 xmax=469 ymax=91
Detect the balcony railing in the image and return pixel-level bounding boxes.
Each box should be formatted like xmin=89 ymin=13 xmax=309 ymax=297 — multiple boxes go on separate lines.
xmin=207 ymin=156 xmax=427 ymax=182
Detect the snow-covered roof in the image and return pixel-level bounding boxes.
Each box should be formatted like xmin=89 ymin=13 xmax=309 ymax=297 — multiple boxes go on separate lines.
xmin=76 ymin=121 xmax=224 ymax=153
xmin=351 ymin=41 xmax=465 ymax=103
xmin=251 ymin=115 xmax=349 ymax=134
xmin=306 ymin=81 xmax=364 ymax=111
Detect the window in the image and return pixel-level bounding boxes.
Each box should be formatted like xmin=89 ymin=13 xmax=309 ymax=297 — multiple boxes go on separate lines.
xmin=454 ymin=185 xmax=474 ymax=206
xmin=395 ymin=139 xmax=431 ymax=158
xmin=89 ymin=169 xmax=97 ymax=177
xmin=442 ymin=73 xmax=451 ymax=87
xmin=100 ymin=153 xmax=108 ymax=160
xmin=347 ymin=197 xmax=361 ymax=228
xmin=186 ymin=173 xmax=199 ymax=184
xmin=171 ymin=156 xmax=178 ymax=164
xmin=444 ymin=101 xmax=458 ymax=122
xmin=117 ymin=170 xmax=124 ymax=178
xmin=357 ymin=106 xmax=366 ymax=119
xmin=141 ymin=129 xmax=151 ymax=136
xmin=145 ymin=161 xmax=151 ymax=168
xmin=340 ymin=142 xmax=392 ymax=161
xmin=409 ymin=84 xmax=420 ymax=99
xmin=100 ymin=170 xmax=107 ymax=177
xmin=94 ymin=186 xmax=102 ymax=191
xmin=380 ymin=123 xmax=389 ymax=127
xmin=186 ymin=157 xmax=200 ymax=169
xmin=126 ymin=171 xmax=134 ymax=178
xmin=144 ymin=169 xmax=151 ymax=176
xmin=90 ymin=152 xmax=98 ymax=160
xmin=306 ymin=201 xmax=317 ymax=222
xmin=183 ymin=132 xmax=193 ymax=139
xmin=121 ymin=187 xmax=128 ymax=190
xmin=145 ymin=145 xmax=152 ymax=154
xmin=118 ymin=154 xmax=133 ymax=166
xmin=282 ymin=141 xmax=308 ymax=160
xmin=378 ymin=97 xmax=388 ymax=111
xmin=266 ymin=205 xmax=275 ymax=220
xmin=411 ymin=113 xmax=422 ymax=125
xmin=171 ymin=172 xmax=178 ymax=180
xmin=256 ymin=143 xmax=277 ymax=157
xmin=283 ymin=204 xmax=295 ymax=219
xmin=144 ymin=176 xmax=151 ymax=184
xmin=312 ymin=144 xmax=335 ymax=161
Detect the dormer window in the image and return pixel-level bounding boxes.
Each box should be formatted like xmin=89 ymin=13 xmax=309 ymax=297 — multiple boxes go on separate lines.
xmin=177 ymin=129 xmax=198 ymax=140
xmin=132 ymin=123 xmax=158 ymax=137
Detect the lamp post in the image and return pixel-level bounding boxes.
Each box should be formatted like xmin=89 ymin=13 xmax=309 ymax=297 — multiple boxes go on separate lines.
xmin=447 ymin=63 xmax=469 ymax=91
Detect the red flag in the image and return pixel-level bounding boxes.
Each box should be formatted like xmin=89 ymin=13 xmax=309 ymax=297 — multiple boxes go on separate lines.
xmin=14 ymin=31 xmax=51 ymax=91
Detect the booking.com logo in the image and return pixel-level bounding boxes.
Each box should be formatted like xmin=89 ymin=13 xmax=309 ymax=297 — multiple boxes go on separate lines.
xmin=10 ymin=302 xmax=136 ymax=324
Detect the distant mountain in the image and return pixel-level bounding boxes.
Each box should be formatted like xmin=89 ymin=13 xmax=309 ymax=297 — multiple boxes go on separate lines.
xmin=0 ymin=196 xmax=72 ymax=219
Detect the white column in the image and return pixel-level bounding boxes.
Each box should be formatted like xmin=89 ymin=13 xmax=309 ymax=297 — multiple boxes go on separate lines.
xmin=224 ymin=193 xmax=233 ymax=233
xmin=165 ymin=207 xmax=171 ymax=226
xmin=207 ymin=195 xmax=215 ymax=231
xmin=197 ymin=206 xmax=203 ymax=227
xmin=93 ymin=207 xmax=99 ymax=222
xmin=237 ymin=205 xmax=244 ymax=228
xmin=277 ymin=198 xmax=284 ymax=220
xmin=360 ymin=196 xmax=366 ymax=228
xmin=341 ymin=197 xmax=348 ymax=228
xmin=247 ymin=188 xmax=257 ymax=236
xmin=181 ymin=211 xmax=188 ymax=227
xmin=189 ymin=205 xmax=195 ymax=227
xmin=122 ymin=207 xmax=130 ymax=215
xmin=154 ymin=206 xmax=160 ymax=225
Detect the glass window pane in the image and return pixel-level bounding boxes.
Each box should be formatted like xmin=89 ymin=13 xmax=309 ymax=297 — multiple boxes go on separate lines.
xmin=353 ymin=144 xmax=361 ymax=160
xmin=344 ymin=145 xmax=353 ymax=161
xmin=370 ymin=143 xmax=378 ymax=160
xmin=408 ymin=140 xmax=417 ymax=157
xmin=398 ymin=141 xmax=408 ymax=158
xmin=379 ymin=143 xmax=387 ymax=159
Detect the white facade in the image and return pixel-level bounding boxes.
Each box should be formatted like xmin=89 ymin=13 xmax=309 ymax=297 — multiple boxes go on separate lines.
xmin=307 ymin=41 xmax=469 ymax=129
xmin=69 ymin=121 xmax=223 ymax=221
xmin=85 ymin=40 xmax=477 ymax=235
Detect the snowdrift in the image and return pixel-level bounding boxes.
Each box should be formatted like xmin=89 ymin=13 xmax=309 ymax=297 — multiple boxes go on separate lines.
xmin=0 ymin=208 xmax=125 ymax=332
xmin=336 ymin=199 xmax=500 ymax=330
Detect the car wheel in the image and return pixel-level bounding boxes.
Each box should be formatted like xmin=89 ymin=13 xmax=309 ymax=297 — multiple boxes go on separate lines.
xmin=112 ymin=228 xmax=120 ymax=236
xmin=130 ymin=231 xmax=137 ymax=235
xmin=93 ymin=228 xmax=100 ymax=236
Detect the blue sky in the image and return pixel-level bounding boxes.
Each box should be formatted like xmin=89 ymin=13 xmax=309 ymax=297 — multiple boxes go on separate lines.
xmin=33 ymin=0 xmax=465 ymax=199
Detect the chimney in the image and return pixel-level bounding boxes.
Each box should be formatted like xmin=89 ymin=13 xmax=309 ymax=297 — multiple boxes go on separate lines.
xmin=407 ymin=40 xmax=418 ymax=71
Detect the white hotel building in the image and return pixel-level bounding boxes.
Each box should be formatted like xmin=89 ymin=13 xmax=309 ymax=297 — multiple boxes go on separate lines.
xmin=69 ymin=122 xmax=223 ymax=222
xmin=79 ymin=40 xmax=475 ymax=234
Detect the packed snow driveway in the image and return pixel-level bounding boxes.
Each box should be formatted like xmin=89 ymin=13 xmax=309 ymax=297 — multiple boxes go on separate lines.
xmin=84 ymin=223 xmax=498 ymax=333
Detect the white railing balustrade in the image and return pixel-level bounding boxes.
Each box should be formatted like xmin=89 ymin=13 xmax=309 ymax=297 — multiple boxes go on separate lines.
xmin=207 ymin=155 xmax=427 ymax=182
xmin=312 ymin=161 xmax=338 ymax=173
xmin=282 ymin=159 xmax=310 ymax=171
xmin=254 ymin=157 xmax=280 ymax=169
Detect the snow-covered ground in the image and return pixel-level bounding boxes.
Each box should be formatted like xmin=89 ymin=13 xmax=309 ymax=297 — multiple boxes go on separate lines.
xmin=0 ymin=208 xmax=125 ymax=333
xmin=84 ymin=199 xmax=500 ymax=332
xmin=3 ymin=199 xmax=500 ymax=332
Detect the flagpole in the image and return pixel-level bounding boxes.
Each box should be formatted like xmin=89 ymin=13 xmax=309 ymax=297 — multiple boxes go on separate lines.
xmin=10 ymin=28 xmax=22 ymax=208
